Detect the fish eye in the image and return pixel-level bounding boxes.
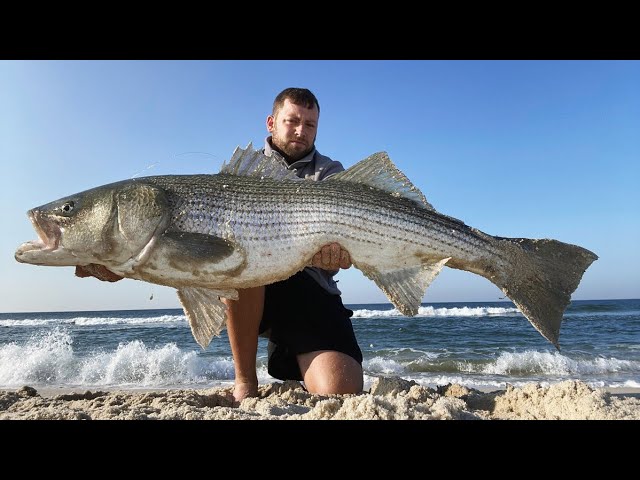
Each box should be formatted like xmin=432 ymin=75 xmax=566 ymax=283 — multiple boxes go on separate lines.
xmin=61 ymin=201 xmax=75 ymax=214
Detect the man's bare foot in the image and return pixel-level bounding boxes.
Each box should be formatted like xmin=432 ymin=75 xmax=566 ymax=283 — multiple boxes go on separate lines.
xmin=233 ymin=381 xmax=258 ymax=403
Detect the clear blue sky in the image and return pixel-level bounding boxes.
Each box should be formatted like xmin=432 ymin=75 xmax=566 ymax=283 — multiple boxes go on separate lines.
xmin=1 ymin=60 xmax=638 ymax=313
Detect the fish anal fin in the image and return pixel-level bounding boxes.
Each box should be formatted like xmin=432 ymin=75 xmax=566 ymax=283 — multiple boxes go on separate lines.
xmin=330 ymin=151 xmax=435 ymax=210
xmin=177 ymin=287 xmax=239 ymax=349
xmin=359 ymin=258 xmax=450 ymax=316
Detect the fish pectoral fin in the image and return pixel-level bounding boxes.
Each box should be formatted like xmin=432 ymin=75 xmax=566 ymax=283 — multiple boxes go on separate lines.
xmin=359 ymin=258 xmax=450 ymax=316
xmin=177 ymin=287 xmax=239 ymax=349
xmin=151 ymin=232 xmax=246 ymax=275
xmin=161 ymin=232 xmax=236 ymax=260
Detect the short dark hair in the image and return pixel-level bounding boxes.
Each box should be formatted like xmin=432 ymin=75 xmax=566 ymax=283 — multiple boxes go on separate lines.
xmin=272 ymin=88 xmax=320 ymax=116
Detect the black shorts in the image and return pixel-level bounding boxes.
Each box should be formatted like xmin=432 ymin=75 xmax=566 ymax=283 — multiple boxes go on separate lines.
xmin=259 ymin=270 xmax=363 ymax=381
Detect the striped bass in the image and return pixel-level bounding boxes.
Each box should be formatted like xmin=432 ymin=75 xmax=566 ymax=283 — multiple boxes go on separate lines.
xmin=15 ymin=144 xmax=598 ymax=349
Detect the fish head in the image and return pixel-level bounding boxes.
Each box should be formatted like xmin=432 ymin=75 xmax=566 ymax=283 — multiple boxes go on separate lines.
xmin=15 ymin=180 xmax=169 ymax=268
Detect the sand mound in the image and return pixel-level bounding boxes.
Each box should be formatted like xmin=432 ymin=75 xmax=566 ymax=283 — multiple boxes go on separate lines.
xmin=1 ymin=378 xmax=638 ymax=420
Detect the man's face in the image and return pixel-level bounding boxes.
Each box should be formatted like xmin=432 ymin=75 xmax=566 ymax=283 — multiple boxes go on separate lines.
xmin=267 ymin=98 xmax=319 ymax=161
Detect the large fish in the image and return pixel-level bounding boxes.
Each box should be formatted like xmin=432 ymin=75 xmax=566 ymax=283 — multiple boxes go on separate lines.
xmin=16 ymin=145 xmax=597 ymax=349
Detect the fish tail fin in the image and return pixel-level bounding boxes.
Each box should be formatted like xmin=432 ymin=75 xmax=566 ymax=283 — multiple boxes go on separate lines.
xmin=488 ymin=238 xmax=597 ymax=349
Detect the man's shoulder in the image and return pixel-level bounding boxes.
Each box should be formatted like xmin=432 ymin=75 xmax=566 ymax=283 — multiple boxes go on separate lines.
xmin=314 ymin=151 xmax=345 ymax=178
xmin=314 ymin=150 xmax=340 ymax=166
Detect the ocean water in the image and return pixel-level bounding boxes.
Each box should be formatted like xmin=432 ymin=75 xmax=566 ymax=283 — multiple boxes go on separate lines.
xmin=0 ymin=299 xmax=638 ymax=391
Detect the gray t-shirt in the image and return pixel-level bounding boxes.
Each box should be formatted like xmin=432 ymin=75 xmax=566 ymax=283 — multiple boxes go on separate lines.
xmin=263 ymin=137 xmax=344 ymax=295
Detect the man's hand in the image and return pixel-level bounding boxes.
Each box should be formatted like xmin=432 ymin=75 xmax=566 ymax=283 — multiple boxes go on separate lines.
xmin=310 ymin=243 xmax=352 ymax=270
xmin=75 ymin=264 xmax=124 ymax=283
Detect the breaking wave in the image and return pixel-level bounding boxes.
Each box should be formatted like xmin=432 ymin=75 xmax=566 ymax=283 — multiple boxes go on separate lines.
xmin=352 ymin=305 xmax=520 ymax=319
xmin=0 ymin=313 xmax=185 ymax=328
xmin=0 ymin=328 xmax=270 ymax=389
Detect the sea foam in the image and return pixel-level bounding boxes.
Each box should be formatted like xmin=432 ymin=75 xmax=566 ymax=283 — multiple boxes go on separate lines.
xmin=352 ymin=306 xmax=520 ymax=319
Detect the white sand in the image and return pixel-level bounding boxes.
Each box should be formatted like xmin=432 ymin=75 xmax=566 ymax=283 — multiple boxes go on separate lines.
xmin=1 ymin=377 xmax=638 ymax=420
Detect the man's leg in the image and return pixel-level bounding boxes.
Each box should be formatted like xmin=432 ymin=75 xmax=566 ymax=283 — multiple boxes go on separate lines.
xmin=224 ymin=286 xmax=265 ymax=402
xmin=262 ymin=270 xmax=364 ymax=394
xmin=298 ymin=350 xmax=363 ymax=394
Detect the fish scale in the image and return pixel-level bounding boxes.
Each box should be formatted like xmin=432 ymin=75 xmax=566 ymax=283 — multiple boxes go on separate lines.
xmin=159 ymin=173 xmax=489 ymax=261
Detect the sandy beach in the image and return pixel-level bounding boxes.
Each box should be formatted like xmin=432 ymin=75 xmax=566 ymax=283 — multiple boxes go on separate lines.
xmin=1 ymin=376 xmax=638 ymax=420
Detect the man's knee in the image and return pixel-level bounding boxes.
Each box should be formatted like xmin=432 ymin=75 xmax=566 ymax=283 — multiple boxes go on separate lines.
xmin=298 ymin=350 xmax=363 ymax=395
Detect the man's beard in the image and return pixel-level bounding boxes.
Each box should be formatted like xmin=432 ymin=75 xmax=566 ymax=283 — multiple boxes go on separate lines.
xmin=272 ymin=132 xmax=315 ymax=163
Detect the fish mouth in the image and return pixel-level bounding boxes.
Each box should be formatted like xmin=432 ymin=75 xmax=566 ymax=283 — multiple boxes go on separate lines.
xmin=21 ymin=209 xmax=61 ymax=252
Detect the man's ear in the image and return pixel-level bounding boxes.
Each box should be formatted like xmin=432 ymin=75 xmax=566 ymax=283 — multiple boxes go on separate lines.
xmin=266 ymin=114 xmax=275 ymax=132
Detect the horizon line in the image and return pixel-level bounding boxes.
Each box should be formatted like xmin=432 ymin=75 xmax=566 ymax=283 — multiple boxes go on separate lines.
xmin=2 ymin=298 xmax=638 ymax=316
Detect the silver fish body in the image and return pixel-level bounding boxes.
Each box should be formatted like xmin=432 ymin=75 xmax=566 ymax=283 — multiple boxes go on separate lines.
xmin=16 ymin=145 xmax=598 ymax=349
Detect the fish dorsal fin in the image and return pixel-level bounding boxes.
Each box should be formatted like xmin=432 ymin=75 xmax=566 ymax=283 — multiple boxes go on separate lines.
xmin=177 ymin=287 xmax=239 ymax=349
xmin=357 ymin=258 xmax=450 ymax=316
xmin=330 ymin=152 xmax=434 ymax=210
xmin=220 ymin=143 xmax=300 ymax=181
